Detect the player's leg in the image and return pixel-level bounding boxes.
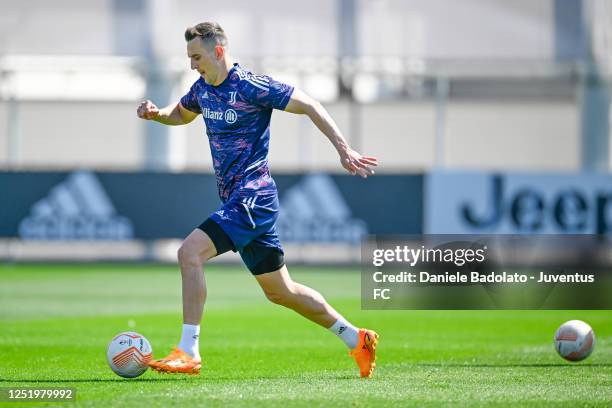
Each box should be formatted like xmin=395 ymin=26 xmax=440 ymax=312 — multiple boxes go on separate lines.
xmin=176 ymin=228 xmax=217 ymax=357
xmin=179 ymin=229 xmax=217 ymax=325
xmin=237 ymin=193 xmax=378 ymax=377
xmin=150 ymin=219 xmax=234 ymax=374
xmin=255 ymin=265 xmax=340 ymax=327
xmin=254 ymin=263 xmax=379 ymax=378
xmin=149 ymin=228 xmax=215 ymax=374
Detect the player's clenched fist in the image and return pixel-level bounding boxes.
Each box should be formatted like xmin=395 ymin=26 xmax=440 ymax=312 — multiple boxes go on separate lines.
xmin=137 ymin=100 xmax=160 ymax=120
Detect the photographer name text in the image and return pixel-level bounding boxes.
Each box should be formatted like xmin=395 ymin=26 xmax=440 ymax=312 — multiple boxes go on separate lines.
xmin=372 ymin=271 xmax=595 ymax=284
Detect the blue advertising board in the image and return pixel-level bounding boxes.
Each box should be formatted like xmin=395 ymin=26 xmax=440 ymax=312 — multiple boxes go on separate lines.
xmin=0 ymin=170 xmax=423 ymax=241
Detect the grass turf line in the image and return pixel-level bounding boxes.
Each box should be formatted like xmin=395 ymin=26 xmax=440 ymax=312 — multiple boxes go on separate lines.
xmin=0 ymin=263 xmax=610 ymax=407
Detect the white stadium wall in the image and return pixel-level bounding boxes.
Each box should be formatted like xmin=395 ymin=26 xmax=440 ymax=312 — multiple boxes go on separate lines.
xmin=0 ymin=0 xmax=554 ymax=59
xmin=357 ymin=0 xmax=554 ymax=59
xmin=0 ymin=101 xmax=145 ymax=169
xmin=0 ymin=99 xmax=580 ymax=171
xmin=201 ymin=99 xmax=579 ymax=172
xmin=443 ymin=100 xmax=580 ymax=171
xmin=0 ymin=102 xmax=8 ymax=163
xmin=0 ymin=0 xmax=114 ymax=55
xmin=0 ymin=0 xmax=586 ymax=173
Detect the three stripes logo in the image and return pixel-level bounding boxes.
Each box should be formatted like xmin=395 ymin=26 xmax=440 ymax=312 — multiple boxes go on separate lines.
xmin=236 ymin=68 xmax=270 ymax=92
xmin=241 ymin=196 xmax=257 ymax=229
xmin=18 ymin=170 xmax=134 ymax=240
xmin=278 ymin=173 xmax=367 ymax=243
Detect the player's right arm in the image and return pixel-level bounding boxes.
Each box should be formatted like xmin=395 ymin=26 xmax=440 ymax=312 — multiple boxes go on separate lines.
xmin=136 ymin=100 xmax=198 ymax=125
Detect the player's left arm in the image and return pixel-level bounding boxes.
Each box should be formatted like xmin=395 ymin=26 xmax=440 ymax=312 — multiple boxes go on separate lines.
xmin=284 ymin=88 xmax=378 ymax=178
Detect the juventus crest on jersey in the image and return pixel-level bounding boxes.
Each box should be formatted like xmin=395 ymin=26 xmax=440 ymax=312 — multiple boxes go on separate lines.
xmin=180 ymin=63 xmax=294 ymax=201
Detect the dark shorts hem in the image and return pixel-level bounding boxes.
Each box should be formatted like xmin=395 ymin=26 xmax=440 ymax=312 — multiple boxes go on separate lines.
xmin=198 ymin=215 xmax=284 ymax=276
xmin=249 ymin=247 xmax=285 ymax=275
xmin=197 ymin=218 xmax=235 ymax=255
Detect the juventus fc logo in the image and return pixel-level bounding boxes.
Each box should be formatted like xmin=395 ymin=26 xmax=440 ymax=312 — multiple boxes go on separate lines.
xmin=229 ymin=91 xmax=237 ymax=105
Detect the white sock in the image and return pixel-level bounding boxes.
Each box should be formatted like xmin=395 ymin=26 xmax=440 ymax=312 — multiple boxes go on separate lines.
xmin=329 ymin=318 xmax=359 ymax=349
xmin=178 ymin=324 xmax=200 ymax=360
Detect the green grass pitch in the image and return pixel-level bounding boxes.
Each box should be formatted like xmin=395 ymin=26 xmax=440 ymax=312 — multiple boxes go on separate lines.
xmin=0 ymin=263 xmax=610 ymax=407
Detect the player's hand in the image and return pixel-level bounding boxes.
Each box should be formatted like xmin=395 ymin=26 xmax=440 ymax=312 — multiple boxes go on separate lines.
xmin=137 ymin=100 xmax=160 ymax=120
xmin=339 ymin=148 xmax=378 ymax=178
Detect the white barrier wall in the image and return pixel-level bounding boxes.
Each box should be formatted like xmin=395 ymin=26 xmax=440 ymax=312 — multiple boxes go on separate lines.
xmin=0 ymin=101 xmax=144 ymax=169
xmin=0 ymin=99 xmax=579 ymax=171
xmin=443 ymin=100 xmax=580 ymax=170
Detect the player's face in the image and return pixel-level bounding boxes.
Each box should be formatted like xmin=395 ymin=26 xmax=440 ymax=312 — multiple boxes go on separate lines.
xmin=187 ymin=39 xmax=221 ymax=85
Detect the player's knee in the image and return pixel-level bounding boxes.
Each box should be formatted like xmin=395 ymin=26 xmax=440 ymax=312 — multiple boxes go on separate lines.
xmin=177 ymin=243 xmax=205 ymax=269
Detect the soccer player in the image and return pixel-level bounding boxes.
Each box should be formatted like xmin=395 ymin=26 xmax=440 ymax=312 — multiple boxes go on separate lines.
xmin=136 ymin=22 xmax=379 ymax=378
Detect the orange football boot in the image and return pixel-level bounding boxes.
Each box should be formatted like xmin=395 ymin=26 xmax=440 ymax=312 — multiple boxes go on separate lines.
xmin=349 ymin=329 xmax=379 ymax=378
xmin=148 ymin=347 xmax=201 ymax=375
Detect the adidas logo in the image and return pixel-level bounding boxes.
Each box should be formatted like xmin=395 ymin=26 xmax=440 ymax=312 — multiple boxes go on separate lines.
xmin=215 ymin=209 xmax=231 ymax=221
xmin=277 ymin=173 xmax=367 ymax=243
xmin=338 ymin=326 xmax=347 ymax=335
xmin=18 ymin=170 xmax=134 ymax=240
xmin=203 ymin=91 xmax=208 ymax=99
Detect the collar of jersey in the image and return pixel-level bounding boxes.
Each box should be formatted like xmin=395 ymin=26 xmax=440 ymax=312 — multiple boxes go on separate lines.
xmin=210 ymin=63 xmax=239 ymax=89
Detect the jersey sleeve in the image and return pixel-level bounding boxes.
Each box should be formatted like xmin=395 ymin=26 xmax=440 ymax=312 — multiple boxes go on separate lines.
xmin=179 ymin=81 xmax=203 ymax=114
xmin=240 ymin=74 xmax=294 ymax=110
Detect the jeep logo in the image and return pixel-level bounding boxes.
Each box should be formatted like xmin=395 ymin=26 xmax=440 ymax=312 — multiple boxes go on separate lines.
xmin=461 ymin=175 xmax=612 ymax=233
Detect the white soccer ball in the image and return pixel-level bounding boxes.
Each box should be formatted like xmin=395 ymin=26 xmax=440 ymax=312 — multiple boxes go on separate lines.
xmin=107 ymin=332 xmax=153 ymax=378
xmin=554 ymin=320 xmax=595 ymax=362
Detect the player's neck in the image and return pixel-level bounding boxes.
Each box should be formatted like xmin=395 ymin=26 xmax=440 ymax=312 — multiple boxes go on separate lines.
xmin=211 ymin=58 xmax=235 ymax=87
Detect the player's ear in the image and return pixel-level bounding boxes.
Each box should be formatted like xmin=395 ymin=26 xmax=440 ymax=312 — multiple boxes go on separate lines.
xmin=215 ymin=45 xmax=224 ymax=59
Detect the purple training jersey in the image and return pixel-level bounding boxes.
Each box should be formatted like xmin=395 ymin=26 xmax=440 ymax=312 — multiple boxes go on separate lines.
xmin=180 ymin=63 xmax=294 ymax=202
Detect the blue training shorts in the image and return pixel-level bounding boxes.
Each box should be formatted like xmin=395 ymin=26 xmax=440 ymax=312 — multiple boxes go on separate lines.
xmin=198 ymin=192 xmax=284 ymax=274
